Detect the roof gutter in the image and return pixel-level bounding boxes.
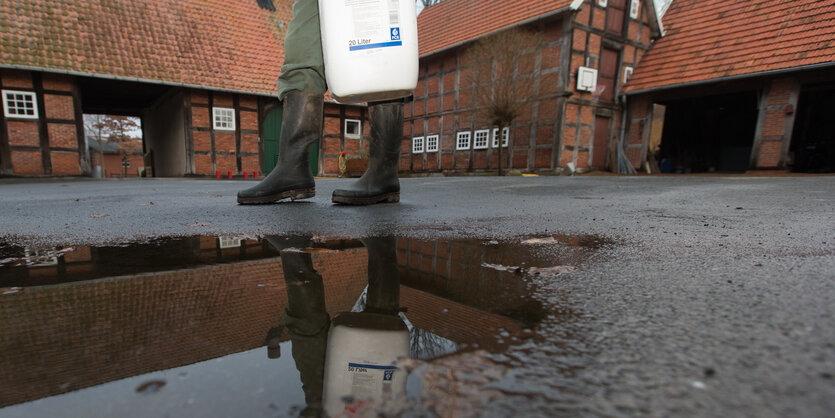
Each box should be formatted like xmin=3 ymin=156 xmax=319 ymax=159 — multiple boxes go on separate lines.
xmin=419 ymin=4 xmax=580 ymax=59
xmin=0 ymin=63 xmax=278 ymax=98
xmin=624 ymin=61 xmax=835 ymax=96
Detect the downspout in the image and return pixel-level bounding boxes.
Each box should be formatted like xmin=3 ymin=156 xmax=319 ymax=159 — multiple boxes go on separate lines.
xmin=617 ymin=93 xmax=636 ymax=174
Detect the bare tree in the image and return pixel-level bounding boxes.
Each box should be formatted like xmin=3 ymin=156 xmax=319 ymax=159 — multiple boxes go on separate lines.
xmin=418 ymin=0 xmax=443 ymax=7
xmin=466 ymin=28 xmax=541 ymax=175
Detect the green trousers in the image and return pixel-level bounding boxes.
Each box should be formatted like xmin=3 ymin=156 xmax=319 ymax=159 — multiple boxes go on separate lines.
xmin=277 ymin=0 xmax=327 ymax=100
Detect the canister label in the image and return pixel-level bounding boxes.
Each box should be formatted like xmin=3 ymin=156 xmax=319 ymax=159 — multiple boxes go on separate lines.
xmin=344 ymin=0 xmax=403 ymax=51
xmin=345 ymin=362 xmax=397 ymax=398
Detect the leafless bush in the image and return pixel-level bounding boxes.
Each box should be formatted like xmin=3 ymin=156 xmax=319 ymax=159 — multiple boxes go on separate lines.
xmin=465 ymin=28 xmax=542 ymax=175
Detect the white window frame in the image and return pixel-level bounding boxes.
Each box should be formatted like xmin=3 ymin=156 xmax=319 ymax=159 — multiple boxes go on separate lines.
xmin=491 ymin=127 xmax=510 ymax=148
xmin=623 ymin=66 xmax=634 ymax=83
xmin=456 ymin=132 xmax=471 ymax=150
xmin=213 ymin=107 xmax=236 ymax=131
xmin=2 ymin=90 xmax=38 ymax=119
xmin=473 ymin=129 xmax=490 ymax=150
xmin=344 ymin=119 xmax=361 ymax=139
xmin=425 ymin=134 xmax=439 ymax=153
xmin=24 ymin=248 xmax=58 ymax=267
xmin=629 ymin=0 xmax=640 ymax=19
xmin=218 ymin=236 xmax=242 ymax=249
xmin=598 ymin=0 xmax=608 ymax=7
xmin=412 ymin=136 xmax=425 ymax=154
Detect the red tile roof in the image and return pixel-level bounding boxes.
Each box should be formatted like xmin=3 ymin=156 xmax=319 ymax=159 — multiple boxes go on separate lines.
xmin=624 ymin=0 xmax=835 ymax=93
xmin=0 ymin=0 xmax=290 ymax=96
xmin=418 ymin=0 xmax=578 ymax=57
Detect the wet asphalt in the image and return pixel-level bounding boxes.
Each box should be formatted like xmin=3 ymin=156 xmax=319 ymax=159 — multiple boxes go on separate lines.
xmin=0 ymin=175 xmax=833 ymax=417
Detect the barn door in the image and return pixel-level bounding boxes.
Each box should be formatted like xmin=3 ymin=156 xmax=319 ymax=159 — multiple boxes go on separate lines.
xmin=262 ymin=106 xmax=319 ymax=176
xmin=592 ymin=116 xmax=611 ymax=168
xmin=599 ymin=47 xmax=620 ymax=103
xmin=607 ymin=0 xmax=627 ymax=35
xmin=263 ymin=107 xmax=282 ymax=174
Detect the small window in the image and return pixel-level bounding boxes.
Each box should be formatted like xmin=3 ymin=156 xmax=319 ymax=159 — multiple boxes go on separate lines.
xmin=629 ymin=0 xmax=640 ymax=19
xmin=213 ymin=107 xmax=235 ymax=131
xmin=598 ymin=0 xmax=608 ymax=7
xmin=345 ymin=119 xmax=361 ymax=138
xmin=2 ymin=90 xmax=38 ymax=119
xmin=24 ymin=248 xmax=58 ymax=267
xmin=491 ymin=127 xmax=509 ymax=148
xmin=412 ymin=136 xmax=424 ymax=154
xmin=426 ymin=134 xmax=439 ymax=152
xmin=456 ymin=132 xmax=471 ymax=150
xmin=623 ymin=66 xmax=634 ymax=83
xmin=218 ymin=236 xmax=242 ymax=249
xmin=473 ymin=130 xmax=490 ymax=149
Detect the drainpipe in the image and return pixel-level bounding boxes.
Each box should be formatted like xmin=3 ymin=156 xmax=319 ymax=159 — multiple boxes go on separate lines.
xmin=617 ymin=93 xmax=636 ymax=174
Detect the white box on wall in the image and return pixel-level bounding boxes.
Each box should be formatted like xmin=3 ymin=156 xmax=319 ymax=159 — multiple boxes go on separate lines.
xmin=577 ymin=66 xmax=598 ymax=92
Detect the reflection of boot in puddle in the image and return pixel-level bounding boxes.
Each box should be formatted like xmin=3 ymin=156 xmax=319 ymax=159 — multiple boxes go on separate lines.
xmin=362 ymin=237 xmax=402 ymax=316
xmin=267 ymin=236 xmax=330 ymax=417
xmin=323 ymin=237 xmax=409 ymax=416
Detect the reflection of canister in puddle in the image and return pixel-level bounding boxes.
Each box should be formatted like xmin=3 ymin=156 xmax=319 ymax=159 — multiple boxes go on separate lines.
xmin=323 ymin=312 xmax=409 ymax=416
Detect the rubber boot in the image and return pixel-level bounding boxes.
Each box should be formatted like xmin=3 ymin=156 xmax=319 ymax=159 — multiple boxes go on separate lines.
xmin=266 ymin=235 xmax=330 ymax=417
xmin=237 ymin=91 xmax=323 ymax=204
xmin=332 ymin=101 xmax=402 ymax=205
xmin=362 ymin=237 xmax=402 ymax=316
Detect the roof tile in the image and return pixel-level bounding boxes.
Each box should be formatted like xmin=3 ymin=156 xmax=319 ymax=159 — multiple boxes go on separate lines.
xmin=625 ymin=0 xmax=835 ymax=93
xmin=0 ymin=0 xmax=290 ymax=95
xmin=418 ymin=0 xmax=575 ymax=57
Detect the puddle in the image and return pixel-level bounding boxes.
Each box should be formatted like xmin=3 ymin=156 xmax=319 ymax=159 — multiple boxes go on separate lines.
xmin=0 ymin=234 xmax=608 ymax=417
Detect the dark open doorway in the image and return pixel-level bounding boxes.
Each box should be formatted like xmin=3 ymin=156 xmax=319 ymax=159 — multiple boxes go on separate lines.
xmin=78 ymin=76 xmax=186 ymax=177
xmin=789 ymin=86 xmax=835 ymax=172
xmin=658 ymin=92 xmax=759 ymax=173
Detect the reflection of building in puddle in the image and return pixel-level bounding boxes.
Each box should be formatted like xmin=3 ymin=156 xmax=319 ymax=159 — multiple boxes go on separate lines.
xmin=0 ymin=241 xmax=368 ymax=408
xmin=0 ymin=236 xmax=552 ymax=410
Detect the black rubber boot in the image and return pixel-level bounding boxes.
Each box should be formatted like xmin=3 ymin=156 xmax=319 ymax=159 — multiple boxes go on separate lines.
xmin=332 ymin=101 xmax=402 ymax=205
xmin=362 ymin=237 xmax=402 ymax=316
xmin=237 ymin=91 xmax=323 ymax=204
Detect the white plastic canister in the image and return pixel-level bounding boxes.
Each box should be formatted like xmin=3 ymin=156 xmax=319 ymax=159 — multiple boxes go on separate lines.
xmin=318 ymin=0 xmax=419 ymax=103
xmin=322 ymin=312 xmax=410 ymax=416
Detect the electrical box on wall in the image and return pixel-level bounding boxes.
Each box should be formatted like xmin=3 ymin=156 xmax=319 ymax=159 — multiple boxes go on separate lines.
xmin=577 ymin=66 xmax=598 ymax=92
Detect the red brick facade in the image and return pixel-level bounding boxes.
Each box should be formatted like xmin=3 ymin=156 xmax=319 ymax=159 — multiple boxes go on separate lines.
xmin=1 ymin=69 xmax=85 ymax=176
xmin=405 ymin=0 xmax=657 ymax=174
xmin=753 ymin=78 xmax=800 ymax=168
xmin=0 ymin=69 xmax=365 ymax=178
xmin=187 ymin=90 xmax=261 ymax=176
xmin=322 ymin=103 xmax=369 ymax=177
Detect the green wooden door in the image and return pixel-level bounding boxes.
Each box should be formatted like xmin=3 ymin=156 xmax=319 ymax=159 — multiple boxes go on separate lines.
xmin=263 ymin=107 xmax=283 ymax=174
xmin=262 ymin=106 xmax=319 ymax=176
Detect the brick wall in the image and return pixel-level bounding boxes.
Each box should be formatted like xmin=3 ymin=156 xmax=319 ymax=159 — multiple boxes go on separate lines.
xmin=624 ymin=95 xmax=650 ymax=169
xmin=187 ymin=90 xmax=261 ymax=176
xmin=321 ymin=102 xmax=369 ymax=176
xmin=395 ymin=237 xmax=545 ymax=323
xmin=1 ymin=70 xmax=85 ymax=176
xmin=405 ymin=0 xmax=656 ymax=175
xmin=90 ymin=153 xmax=145 ymax=178
xmin=563 ymin=0 xmax=656 ymax=171
xmin=752 ymin=77 xmax=800 ymax=168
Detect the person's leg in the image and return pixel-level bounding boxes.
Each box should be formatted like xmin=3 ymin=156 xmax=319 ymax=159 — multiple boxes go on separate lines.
xmin=332 ymin=100 xmax=404 ymax=205
xmin=362 ymin=237 xmax=402 ymax=314
xmin=238 ymin=0 xmax=326 ymax=204
xmin=266 ymin=236 xmax=330 ymax=416
xmin=277 ymin=0 xmax=327 ymax=100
